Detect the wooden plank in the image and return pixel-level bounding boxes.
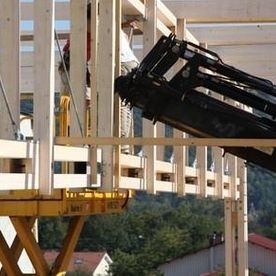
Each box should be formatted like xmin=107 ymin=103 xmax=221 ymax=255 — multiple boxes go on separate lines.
xmin=224 ymin=198 xmax=235 ymax=276
xmin=237 ymin=159 xmax=249 ymax=276
xmin=143 ymin=0 xmax=157 ymax=194
xmin=156 ymin=123 xmax=165 ymax=160
xmin=33 ymin=0 xmax=55 ymax=195
xmin=210 ymin=44 xmax=276 ymax=62
xmin=89 ymin=0 xmax=99 ymax=186
xmin=227 ymin=154 xmax=238 ymax=199
xmin=213 ymin=147 xmax=224 ymax=198
xmin=0 ymin=0 xmax=20 ymax=139
xmin=0 ymin=231 xmax=22 ymax=275
xmin=114 ymin=0 xmax=122 ymax=189
xmin=196 ymin=146 xmax=207 ymax=197
xmin=157 ymin=0 xmax=176 ymax=27
xmin=97 ymin=0 xmax=115 ymax=191
xmin=162 ymin=0 xmax=276 ymax=23
xmin=157 ymin=18 xmax=172 ymax=36
xmin=21 ymin=2 xmax=70 ymax=20
xmin=69 ymin=0 xmax=87 ymax=137
xmin=11 ymin=217 xmax=49 ymax=275
xmin=55 ymin=136 xmax=276 ymax=147
xmin=123 ymin=0 xmax=145 ymax=16
xmin=188 ymin=23 xmax=276 ymax=46
xmin=174 ymin=19 xmax=187 ymax=196
xmin=21 ymin=65 xmax=61 ymax=92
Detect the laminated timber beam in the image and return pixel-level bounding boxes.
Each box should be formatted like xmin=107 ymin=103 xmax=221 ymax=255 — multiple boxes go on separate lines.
xmin=11 ymin=217 xmax=49 ymax=275
xmin=0 ymin=217 xmax=36 ymax=276
xmin=188 ymin=23 xmax=276 ymax=46
xmin=163 ymin=0 xmax=276 ymax=23
xmin=55 ymin=137 xmax=276 ymax=147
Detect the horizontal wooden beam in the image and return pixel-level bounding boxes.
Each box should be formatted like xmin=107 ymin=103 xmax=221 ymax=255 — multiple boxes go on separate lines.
xmin=21 ymin=0 xmax=177 ymax=29
xmin=55 ymin=137 xmax=276 ymax=147
xmin=21 ymin=2 xmax=69 ymax=20
xmin=210 ymin=44 xmax=276 ymax=81
xmin=157 ymin=0 xmax=176 ymax=27
xmin=187 ymin=23 xmax=276 ymax=46
xmin=163 ymin=0 xmax=276 ymax=23
xmin=188 ymin=23 xmax=276 ymax=46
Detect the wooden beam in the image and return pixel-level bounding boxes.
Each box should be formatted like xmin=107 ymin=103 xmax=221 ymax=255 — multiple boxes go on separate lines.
xmin=51 ymin=216 xmax=85 ymax=275
xmin=174 ymin=19 xmax=187 ymax=196
xmin=210 ymin=44 xmax=276 ymax=81
xmin=157 ymin=0 xmax=176 ymax=27
xmin=143 ymin=0 xmax=157 ymax=194
xmin=21 ymin=2 xmax=69 ymax=20
xmin=0 ymin=231 xmax=22 ymax=275
xmin=89 ymin=0 xmax=99 ymax=186
xmin=224 ymin=198 xmax=236 ymax=276
xmin=55 ymin=137 xmax=276 ymax=147
xmin=0 ymin=217 xmax=36 ymax=276
xmin=70 ymin=0 xmax=87 ymax=137
xmin=0 ymin=0 xmax=20 ymax=140
xmin=33 ymin=0 xmax=55 ymax=195
xmin=188 ymin=23 xmax=276 ymax=46
xmin=123 ymin=0 xmax=145 ymax=17
xmin=11 ymin=217 xmax=49 ymax=275
xmin=237 ymin=159 xmax=249 ymax=276
xmin=162 ymin=0 xmax=276 ymax=23
xmin=97 ymin=0 xmax=116 ymax=191
xmin=114 ymin=0 xmax=122 ymax=189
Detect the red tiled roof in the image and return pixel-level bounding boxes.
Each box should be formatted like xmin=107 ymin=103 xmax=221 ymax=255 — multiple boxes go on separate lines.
xmin=44 ymin=251 xmax=107 ymax=272
xmin=249 ymin=233 xmax=276 ymax=252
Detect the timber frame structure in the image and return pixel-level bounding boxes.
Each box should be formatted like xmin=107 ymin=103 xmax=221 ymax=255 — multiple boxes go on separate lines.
xmin=0 ymin=0 xmax=275 ymax=275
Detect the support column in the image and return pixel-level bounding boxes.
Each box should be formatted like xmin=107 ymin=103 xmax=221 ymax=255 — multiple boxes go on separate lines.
xmin=143 ymin=0 xmax=157 ymax=194
xmin=70 ymin=0 xmax=87 ymax=137
xmin=224 ymin=198 xmax=236 ymax=276
xmin=174 ymin=19 xmax=186 ymax=196
xmin=114 ymin=0 xmax=122 ymax=189
xmin=51 ymin=216 xmax=86 ymax=275
xmin=97 ymin=0 xmax=115 ymax=191
xmin=34 ymin=0 xmax=55 ymax=195
xmin=0 ymin=0 xmax=20 ymax=140
xmin=237 ymin=159 xmax=249 ymax=276
xmin=11 ymin=217 xmax=49 ymax=275
xmin=89 ymin=0 xmax=99 ymax=186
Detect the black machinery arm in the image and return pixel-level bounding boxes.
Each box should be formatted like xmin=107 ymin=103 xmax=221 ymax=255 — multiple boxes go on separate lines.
xmin=115 ymin=34 xmax=276 ymax=172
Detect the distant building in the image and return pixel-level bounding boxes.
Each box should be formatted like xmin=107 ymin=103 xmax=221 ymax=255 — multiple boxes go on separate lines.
xmin=44 ymin=251 xmax=112 ymax=275
xmin=158 ymin=233 xmax=276 ymax=276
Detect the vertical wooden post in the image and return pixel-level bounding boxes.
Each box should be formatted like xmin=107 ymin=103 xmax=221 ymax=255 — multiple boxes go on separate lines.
xmin=89 ymin=0 xmax=99 ymax=185
xmin=97 ymin=0 xmax=115 ymax=191
xmin=114 ymin=0 xmax=122 ymax=189
xmin=156 ymin=124 xmax=165 ymax=161
xmin=237 ymin=159 xmax=249 ymax=276
xmin=196 ymin=42 xmax=209 ymax=198
xmin=70 ymin=0 xmax=87 ymax=137
xmin=0 ymin=0 xmax=20 ymax=140
xmin=174 ymin=19 xmax=186 ymax=196
xmin=34 ymin=0 xmax=55 ymax=195
xmin=213 ymin=147 xmax=223 ymax=198
xmin=143 ymin=0 xmax=157 ymax=194
xmin=228 ymin=154 xmax=238 ymax=200
xmin=224 ymin=198 xmax=236 ymax=276
xmin=197 ymin=146 xmax=207 ymax=197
